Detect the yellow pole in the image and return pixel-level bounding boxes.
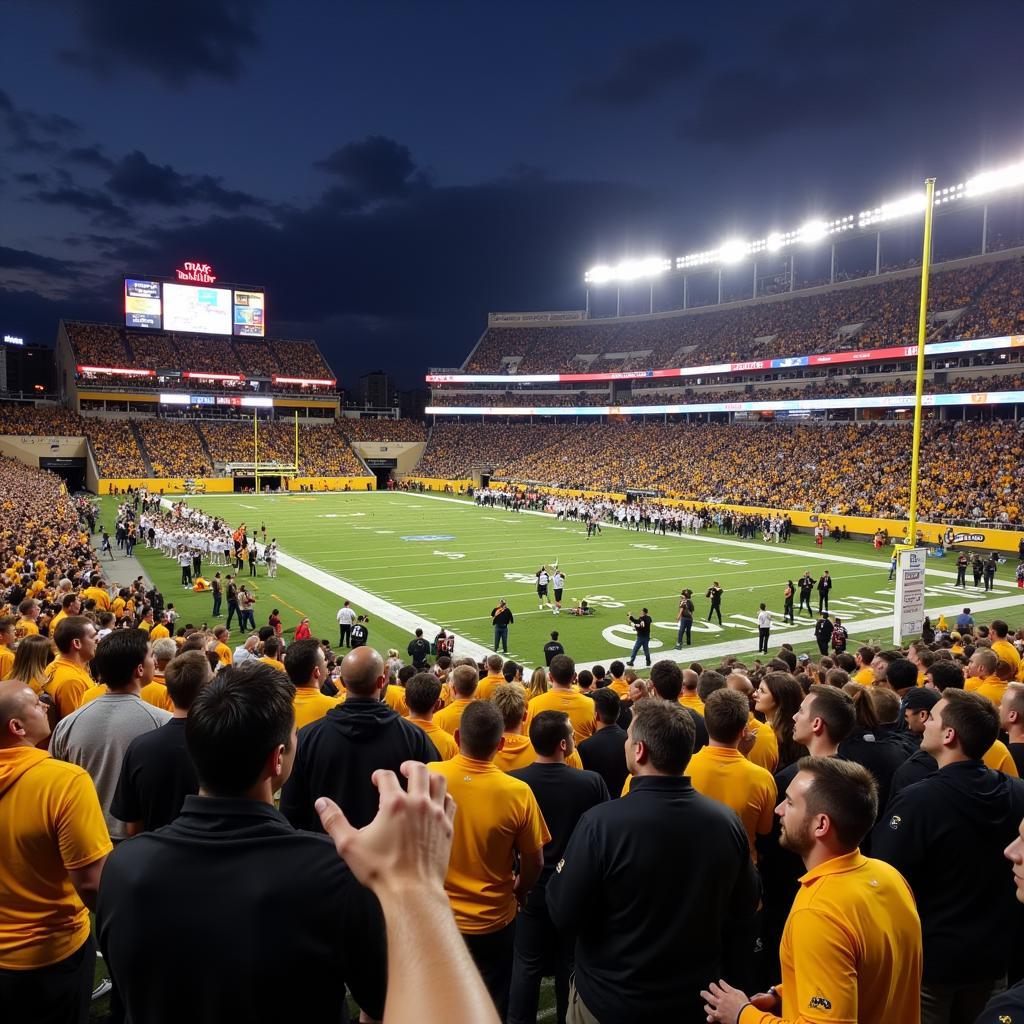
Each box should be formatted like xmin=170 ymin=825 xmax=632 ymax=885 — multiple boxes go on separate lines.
xmin=905 ymin=177 xmax=936 ymax=547
xmin=254 ymin=410 xmax=259 ymax=495
xmin=294 ymin=409 xmax=299 ymax=475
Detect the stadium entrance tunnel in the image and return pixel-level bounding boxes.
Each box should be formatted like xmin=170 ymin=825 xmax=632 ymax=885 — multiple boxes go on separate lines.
xmin=364 ymin=458 xmax=397 ymax=490
xmin=233 ymin=475 xmax=282 ymax=493
xmin=39 ymin=456 xmax=86 ymax=492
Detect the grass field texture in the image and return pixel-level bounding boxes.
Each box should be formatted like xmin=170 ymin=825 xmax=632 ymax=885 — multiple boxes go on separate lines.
xmin=102 ymin=492 xmax=1024 ymax=669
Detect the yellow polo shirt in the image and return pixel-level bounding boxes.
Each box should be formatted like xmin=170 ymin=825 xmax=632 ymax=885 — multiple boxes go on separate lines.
xmin=527 ymin=689 xmax=596 ymax=745
xmin=966 ymin=674 xmax=1007 ymax=707
xmin=493 ymin=733 xmax=584 ymax=773
xmin=476 ymin=673 xmax=506 ymax=701
xmin=0 ymin=747 xmax=112 ymax=969
xmin=408 ymin=719 xmax=458 ymax=760
xmin=383 ymin=684 xmax=409 ymax=718
xmin=427 ymin=755 xmax=550 ymax=934
xmin=140 ymin=680 xmax=174 ymax=713
xmin=258 ymin=656 xmax=286 ymax=673
xmin=293 ymin=688 xmax=341 ymax=730
xmin=80 ymin=586 xmax=110 ymax=612
xmin=149 ymin=624 xmax=170 ymax=642
xmin=606 ymin=679 xmax=629 ymax=699
xmin=43 ymin=657 xmax=94 ymax=720
xmin=15 ymin=619 xmax=38 ymax=639
xmin=0 ymin=645 xmax=13 ymax=680
xmin=79 ymin=684 xmax=108 ymax=705
xmin=214 ymin=642 xmax=232 ymax=667
xmin=746 ymin=714 xmax=779 ymax=773
xmin=992 ymin=639 xmax=1021 ymax=677
xmin=435 ymin=697 xmax=474 ymax=736
xmin=739 ymin=851 xmax=921 ymax=1024
xmin=985 ymin=740 xmax=1020 ymax=777
xmin=680 ymin=692 xmax=705 ymax=715
xmin=853 ymin=667 xmax=875 ymax=686
xmin=686 ymin=745 xmax=777 ymax=862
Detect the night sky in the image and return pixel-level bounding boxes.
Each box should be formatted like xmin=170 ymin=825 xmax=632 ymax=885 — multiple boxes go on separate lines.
xmin=2 ymin=0 xmax=1024 ymax=388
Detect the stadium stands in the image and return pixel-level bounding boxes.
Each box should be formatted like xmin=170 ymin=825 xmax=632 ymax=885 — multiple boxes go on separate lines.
xmin=337 ymin=418 xmax=428 ymax=441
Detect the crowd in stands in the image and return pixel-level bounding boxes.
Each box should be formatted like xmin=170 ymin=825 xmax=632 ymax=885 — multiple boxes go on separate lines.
xmin=200 ymin=421 xmax=367 ymax=476
xmin=419 ymin=419 xmax=1024 ymax=522
xmin=465 ymin=257 xmax=1023 ymax=374
xmin=135 ymin=420 xmax=212 ymax=479
xmin=65 ymin=322 xmax=336 ymax=385
xmin=337 ymin=417 xmax=428 ymax=441
xmin=432 ymin=371 xmax=1024 ymax=409
xmin=5 ymin=468 xmax=1024 ymax=1022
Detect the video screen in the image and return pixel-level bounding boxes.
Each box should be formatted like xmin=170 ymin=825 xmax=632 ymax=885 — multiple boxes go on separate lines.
xmin=233 ymin=290 xmax=266 ymax=337
xmin=163 ymin=283 xmax=233 ymax=336
xmin=124 ymin=279 xmax=162 ymax=329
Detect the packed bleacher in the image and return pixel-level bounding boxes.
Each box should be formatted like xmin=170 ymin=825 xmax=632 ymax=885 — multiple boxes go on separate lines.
xmin=417 ymin=419 xmax=1024 ymax=523
xmin=200 ymin=420 xmax=367 ymax=476
xmin=464 ymin=256 xmax=1023 ymax=374
xmin=337 ymin=417 xmax=428 ymax=441
xmin=3 ymin=459 xmax=1024 ymax=1022
xmin=136 ymin=420 xmax=213 ymax=478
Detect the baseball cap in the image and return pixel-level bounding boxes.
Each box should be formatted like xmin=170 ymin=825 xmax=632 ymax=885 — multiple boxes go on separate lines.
xmin=903 ymin=688 xmax=940 ymax=712
xmin=797 ymin=653 xmax=810 ymax=664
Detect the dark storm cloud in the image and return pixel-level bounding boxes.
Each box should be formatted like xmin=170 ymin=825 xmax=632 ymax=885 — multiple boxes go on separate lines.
xmin=105 ymin=151 xmax=264 ymax=211
xmin=34 ymin=185 xmax=134 ymax=226
xmin=67 ymin=145 xmax=116 ymax=170
xmin=314 ymin=136 xmax=430 ymax=201
xmin=57 ymin=0 xmax=265 ymax=87
xmin=0 ymin=88 xmax=79 ymax=153
xmin=0 ymin=245 xmax=74 ymax=276
xmin=575 ymin=34 xmax=706 ymax=105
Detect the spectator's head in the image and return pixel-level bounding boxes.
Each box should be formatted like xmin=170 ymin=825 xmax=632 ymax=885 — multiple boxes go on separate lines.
xmin=548 ymin=654 xmax=575 ymax=688
xmin=186 ymin=664 xmax=297 ymax=797
xmin=53 ymin=615 xmax=98 ymax=661
xmin=94 ymin=629 xmax=154 ymax=691
xmin=793 ymin=685 xmax=856 ymax=749
xmin=650 ymin=660 xmax=683 ymax=702
xmin=0 ymin=681 xmax=51 ymax=749
xmin=455 ymin=700 xmax=504 ymax=761
xmin=492 ymin=683 xmax=527 ymax=733
xmin=530 ymin=711 xmax=574 ymax=761
xmin=501 ymin=660 xmax=521 ymax=683
xmin=925 ymin=660 xmax=965 ymax=692
xmin=592 ymin=687 xmax=621 ymax=726
xmin=284 ymin=638 xmax=327 ymax=689
xmin=405 ymin=672 xmax=443 ymax=716
xmin=703 ymin=688 xmax=750 ymax=746
xmin=151 ymin=637 xmax=178 ymax=668
xmin=451 ymin=664 xmax=479 ymax=699
xmin=626 ymin=701 xmax=695 ymax=777
xmin=697 ymin=670 xmax=726 ymax=703
xmin=967 ymin=647 xmax=998 ymax=680
xmin=576 ymin=669 xmax=594 ymax=692
xmin=165 ymin=651 xmax=214 ymax=712
xmin=486 ymin=653 xmax=503 ymax=674
xmin=609 ymin=660 xmax=625 ymax=680
xmin=903 ymin=686 xmax=940 ymax=734
xmin=779 ymin=757 xmax=879 ymax=859
xmin=922 ymin=689 xmax=999 ymax=764
xmin=992 ymin=620 xmax=1011 ymax=640
xmin=339 ymin=646 xmax=386 ymax=698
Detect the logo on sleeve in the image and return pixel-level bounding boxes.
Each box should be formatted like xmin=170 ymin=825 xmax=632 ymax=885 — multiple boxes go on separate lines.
xmin=888 ymin=815 xmax=901 ymax=830
xmin=555 ymin=858 xmax=565 ymax=874
xmin=809 ymin=996 xmax=833 ymax=1010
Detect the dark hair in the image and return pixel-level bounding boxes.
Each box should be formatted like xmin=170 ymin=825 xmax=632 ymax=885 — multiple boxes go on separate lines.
xmin=591 ymin=664 xmax=606 ymax=681
xmin=263 ymin=637 xmax=283 ymax=660
xmin=630 ymin=701 xmax=695 ymax=774
xmin=529 ymin=710 xmax=573 ymax=756
xmin=796 ymin=756 xmax=879 ymax=848
xmin=609 ymin=660 xmax=625 ymax=678
xmin=592 ymin=686 xmax=621 ymax=725
xmin=164 ymin=651 xmax=212 ymax=710
xmin=405 ymin=672 xmax=442 ymax=715
xmin=577 ymin=669 xmax=594 ymax=690
xmin=940 ymin=689 xmax=1000 ymax=760
xmin=848 ymin=686 xmax=880 ymax=730
xmin=885 ymin=658 xmax=918 ymax=692
xmin=457 ymin=700 xmax=504 ymax=759
xmin=502 ymin=660 xmax=520 ymax=683
xmin=548 ymin=654 xmax=575 ymax=687
xmin=703 ymin=688 xmax=749 ymax=743
xmin=186 ymin=664 xmax=296 ymax=796
xmin=398 ymin=664 xmax=416 ymax=685
xmin=697 ymin=669 xmax=727 ymax=703
xmin=284 ymin=638 xmax=324 ymax=686
xmin=93 ymin=629 xmax=149 ymax=689
xmin=649 ymin=660 xmax=683 ymax=701
xmin=52 ymin=615 xmax=93 ymax=655
xmin=807 ymin=684 xmax=856 ymax=743
xmin=928 ymin=660 xmax=965 ymax=692
xmin=776 ymin=648 xmax=797 ymax=671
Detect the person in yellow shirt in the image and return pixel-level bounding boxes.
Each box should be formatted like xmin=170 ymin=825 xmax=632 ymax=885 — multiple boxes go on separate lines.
xmin=435 ymin=664 xmax=479 ymax=735
xmin=284 ymin=637 xmax=340 ymax=730
xmin=138 ymin=638 xmax=177 ymax=712
xmin=526 ymin=655 xmax=595 ymax=746
xmin=382 ymin=666 xmax=410 ymax=718
xmin=991 ymin=619 xmax=1022 ymax=678
xmin=679 ymin=668 xmax=705 ymax=715
xmin=43 ymin=616 xmax=98 ymax=721
xmin=493 ymin=684 xmax=584 ymax=772
xmin=14 ymin=598 xmax=40 ymax=639
xmin=149 ymin=613 xmax=171 ymax=643
xmin=81 ymin=574 xmax=111 ymax=612
xmin=851 ymin=646 xmax=876 ymax=686
xmin=258 ymin=637 xmax=287 ymax=674
xmin=50 ymin=593 xmax=81 ymax=638
xmin=688 ymin=689 xmax=777 ymax=862
xmin=111 ymin=590 xmax=128 ymax=621
xmin=724 ymin=673 xmax=779 ymax=773
xmin=476 ymin=653 xmax=507 ymax=701
xmin=137 ymin=609 xmax=155 ymax=635
xmin=428 ymin=700 xmax=550 ymax=1020
xmin=702 ymin=757 xmax=922 ymax=1024
xmin=605 ymin=661 xmax=629 ymax=699
xmin=210 ymin=626 xmax=233 ymax=668
xmin=965 ymin=648 xmax=1007 ymax=706
xmin=405 ymin=672 xmax=458 ymax=759
xmin=0 ymin=680 xmax=112 ymax=1015
xmin=0 ymin=616 xmax=16 ymax=680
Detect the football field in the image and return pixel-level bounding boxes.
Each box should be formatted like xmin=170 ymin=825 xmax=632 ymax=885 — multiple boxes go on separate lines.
xmin=105 ymin=491 xmax=1024 ymax=668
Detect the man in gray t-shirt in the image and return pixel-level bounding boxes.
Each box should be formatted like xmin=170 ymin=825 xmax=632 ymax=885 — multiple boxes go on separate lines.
xmin=50 ymin=629 xmax=169 ymax=841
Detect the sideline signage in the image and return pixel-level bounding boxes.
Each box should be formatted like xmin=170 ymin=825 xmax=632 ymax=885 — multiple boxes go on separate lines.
xmin=893 ymin=546 xmax=927 ymax=644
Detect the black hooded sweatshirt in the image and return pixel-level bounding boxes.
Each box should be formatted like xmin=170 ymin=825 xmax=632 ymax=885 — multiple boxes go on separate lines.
xmin=871 ymin=759 xmax=1024 ymax=984
xmin=280 ymin=698 xmax=440 ymax=831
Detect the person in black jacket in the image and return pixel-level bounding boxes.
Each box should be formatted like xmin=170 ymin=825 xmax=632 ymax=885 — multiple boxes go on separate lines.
xmin=547 ymin=701 xmax=758 ymax=1024
xmin=491 ymin=600 xmax=514 ymax=653
xmin=813 ymin=613 xmax=833 ymax=656
xmin=280 ymin=646 xmax=440 ymax=831
xmin=543 ymin=631 xmax=565 ymax=667
xmin=816 ymin=570 xmax=833 ymax=613
xmin=872 ymin=689 xmax=1024 ymax=1023
xmin=97 ymin=663 xmax=388 ymax=1024
xmin=577 ymin=688 xmax=629 ymax=797
xmin=508 ymin=712 xmax=609 ymax=1024
xmin=977 ymin=816 xmax=1024 ymax=1021
xmin=407 ymin=628 xmax=430 ymax=670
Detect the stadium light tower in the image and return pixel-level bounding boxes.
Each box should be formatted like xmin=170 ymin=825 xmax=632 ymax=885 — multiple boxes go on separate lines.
xmin=583 ymin=257 xmax=671 ymax=316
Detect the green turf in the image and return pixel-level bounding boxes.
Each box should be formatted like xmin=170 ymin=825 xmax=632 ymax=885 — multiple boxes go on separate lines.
xmin=103 ymin=492 xmax=1024 ymax=668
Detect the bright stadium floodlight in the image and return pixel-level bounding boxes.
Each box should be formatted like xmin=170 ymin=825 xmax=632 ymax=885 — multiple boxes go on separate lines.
xmin=799 ymin=219 xmax=828 ymax=244
xmin=965 ymin=159 xmax=1024 ymax=198
xmin=718 ymin=239 xmax=748 ymax=264
xmin=765 ymin=232 xmax=785 ymax=252
xmin=858 ymin=191 xmax=927 ymax=228
xmin=584 ymin=256 xmax=670 ymax=284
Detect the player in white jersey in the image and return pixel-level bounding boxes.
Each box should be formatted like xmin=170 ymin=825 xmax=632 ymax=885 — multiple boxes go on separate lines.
xmin=551 ymin=569 xmax=565 ymax=614
xmin=536 ymin=567 xmax=551 ymax=609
